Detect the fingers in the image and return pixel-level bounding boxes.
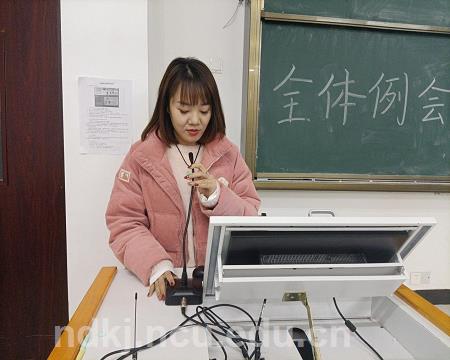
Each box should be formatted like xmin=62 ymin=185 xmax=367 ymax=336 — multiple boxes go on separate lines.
xmin=185 ymin=167 xmax=211 ymax=182
xmin=192 ymin=179 xmax=218 ymax=197
xmin=189 ymin=178 xmax=213 ymax=188
xmin=188 ymin=178 xmax=214 ymax=187
xmin=147 ymin=284 xmax=154 ymax=297
xmin=185 ymin=163 xmax=216 ymax=197
xmin=165 ymin=271 xmax=176 ymax=286
xmin=155 ymin=277 xmax=166 ymax=301
xmin=186 ymin=171 xmax=210 ymax=180
xmin=192 ymin=178 xmax=214 ymax=190
xmin=189 ymin=163 xmax=208 ymax=173
xmin=148 ymin=271 xmax=176 ymax=301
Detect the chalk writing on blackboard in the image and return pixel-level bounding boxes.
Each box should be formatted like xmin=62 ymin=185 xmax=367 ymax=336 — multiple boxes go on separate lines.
xmin=318 ymin=69 xmax=367 ymax=126
xmin=368 ymin=73 xmax=408 ymax=126
xmin=273 ymin=64 xmax=313 ymax=124
xmin=418 ymin=78 xmax=450 ymax=125
xmin=272 ymin=64 xmax=450 ymax=127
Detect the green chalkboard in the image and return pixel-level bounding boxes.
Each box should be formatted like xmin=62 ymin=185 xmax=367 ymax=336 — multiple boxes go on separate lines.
xmin=255 ymin=1 xmax=450 ymax=180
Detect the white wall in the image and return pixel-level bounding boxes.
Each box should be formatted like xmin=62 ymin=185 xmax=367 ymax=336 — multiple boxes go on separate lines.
xmin=61 ymin=0 xmax=149 ymax=315
xmin=148 ymin=0 xmax=245 ymax=147
xmin=61 ymin=0 xmax=449 ymax=315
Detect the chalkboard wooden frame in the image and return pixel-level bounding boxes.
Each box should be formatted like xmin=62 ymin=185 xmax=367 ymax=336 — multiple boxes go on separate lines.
xmin=262 ymin=12 xmax=450 ymax=35
xmin=245 ymin=0 xmax=450 ymax=192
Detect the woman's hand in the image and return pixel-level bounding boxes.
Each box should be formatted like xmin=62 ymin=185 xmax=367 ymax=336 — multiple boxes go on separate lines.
xmin=186 ymin=163 xmax=217 ymax=198
xmin=147 ymin=271 xmax=176 ymax=301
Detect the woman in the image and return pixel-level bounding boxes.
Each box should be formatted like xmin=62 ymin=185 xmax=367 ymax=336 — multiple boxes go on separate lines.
xmin=106 ymin=57 xmax=260 ymax=301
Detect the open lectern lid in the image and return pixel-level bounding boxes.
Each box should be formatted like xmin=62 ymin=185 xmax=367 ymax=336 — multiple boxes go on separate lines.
xmin=203 ymin=216 xmax=435 ymax=298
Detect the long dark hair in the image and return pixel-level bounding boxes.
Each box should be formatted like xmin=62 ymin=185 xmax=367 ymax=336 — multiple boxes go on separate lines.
xmin=141 ymin=57 xmax=226 ymax=145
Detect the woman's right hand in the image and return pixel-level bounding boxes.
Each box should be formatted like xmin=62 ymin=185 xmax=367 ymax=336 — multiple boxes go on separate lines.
xmin=147 ymin=271 xmax=176 ymax=301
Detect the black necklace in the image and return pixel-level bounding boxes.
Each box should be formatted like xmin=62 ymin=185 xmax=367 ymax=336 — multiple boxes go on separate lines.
xmin=175 ymin=143 xmax=202 ymax=167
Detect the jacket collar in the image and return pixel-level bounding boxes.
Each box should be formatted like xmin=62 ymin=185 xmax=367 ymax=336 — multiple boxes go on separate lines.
xmin=201 ymin=134 xmax=234 ymax=170
xmin=133 ymin=131 xmax=233 ymax=171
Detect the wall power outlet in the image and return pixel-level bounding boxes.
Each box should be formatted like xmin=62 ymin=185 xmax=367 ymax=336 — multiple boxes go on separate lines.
xmin=410 ymin=271 xmax=431 ymax=285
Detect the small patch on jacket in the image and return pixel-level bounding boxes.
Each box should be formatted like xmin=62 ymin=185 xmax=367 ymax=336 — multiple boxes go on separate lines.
xmin=118 ymin=169 xmax=131 ymax=183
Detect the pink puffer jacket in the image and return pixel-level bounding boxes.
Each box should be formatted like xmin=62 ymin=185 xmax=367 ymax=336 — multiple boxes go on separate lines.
xmin=106 ymin=131 xmax=260 ymax=285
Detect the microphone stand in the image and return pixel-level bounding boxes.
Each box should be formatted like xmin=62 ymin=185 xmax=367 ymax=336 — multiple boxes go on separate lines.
xmin=165 ymin=152 xmax=203 ymax=306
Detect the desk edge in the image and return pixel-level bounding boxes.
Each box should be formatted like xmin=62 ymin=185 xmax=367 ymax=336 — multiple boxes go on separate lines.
xmin=395 ymin=284 xmax=450 ymax=336
xmin=48 ymin=266 xmax=117 ymax=360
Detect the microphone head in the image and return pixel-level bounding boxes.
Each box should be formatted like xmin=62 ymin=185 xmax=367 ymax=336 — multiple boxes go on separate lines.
xmin=188 ymin=152 xmax=194 ymax=165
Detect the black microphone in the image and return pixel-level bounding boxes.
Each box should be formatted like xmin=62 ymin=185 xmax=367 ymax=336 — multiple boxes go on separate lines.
xmin=188 ymin=151 xmax=194 ymax=169
xmin=165 ymin=151 xmax=203 ymax=306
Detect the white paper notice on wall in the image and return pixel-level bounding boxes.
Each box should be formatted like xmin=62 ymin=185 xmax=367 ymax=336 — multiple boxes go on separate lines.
xmin=78 ymin=77 xmax=132 ymax=155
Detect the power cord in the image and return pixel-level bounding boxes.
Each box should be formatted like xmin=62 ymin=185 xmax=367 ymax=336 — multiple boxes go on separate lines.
xmin=333 ymin=297 xmax=384 ymax=360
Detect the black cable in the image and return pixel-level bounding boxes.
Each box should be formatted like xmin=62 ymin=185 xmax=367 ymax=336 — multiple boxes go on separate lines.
xmin=100 ymin=303 xmax=261 ymax=360
xmin=186 ymin=305 xmax=251 ymax=359
xmin=208 ymin=328 xmax=228 ymax=360
xmin=332 ymin=297 xmax=384 ymax=360
xmin=206 ymin=303 xmax=258 ymax=351
xmin=113 ymin=328 xmax=178 ymax=360
xmin=253 ymin=299 xmax=266 ymax=360
xmin=99 ymin=347 xmax=131 ymax=360
xmin=201 ymin=306 xmax=249 ymax=345
xmin=198 ymin=307 xmax=250 ymax=359
xmin=196 ymin=308 xmax=228 ymax=360
xmin=184 ymin=304 xmax=254 ymax=344
xmin=184 ymin=303 xmax=260 ymax=360
xmin=207 ymin=304 xmax=257 ymax=327
xmin=100 ymin=323 xmax=193 ymax=360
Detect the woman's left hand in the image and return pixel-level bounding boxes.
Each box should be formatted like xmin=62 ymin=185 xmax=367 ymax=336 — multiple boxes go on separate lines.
xmin=186 ymin=163 xmax=217 ymax=197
